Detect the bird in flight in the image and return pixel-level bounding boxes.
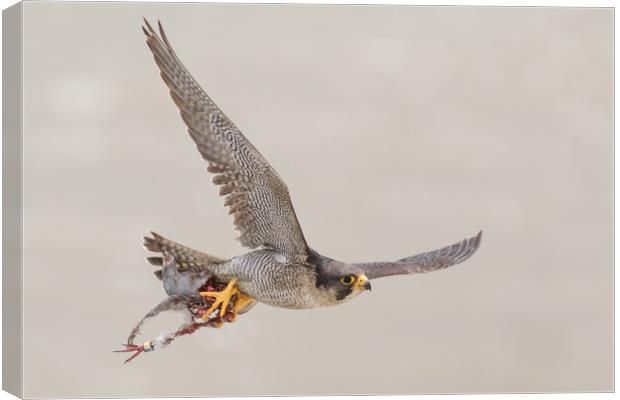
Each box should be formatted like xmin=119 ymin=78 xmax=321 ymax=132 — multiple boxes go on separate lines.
xmin=116 ymin=19 xmax=482 ymax=363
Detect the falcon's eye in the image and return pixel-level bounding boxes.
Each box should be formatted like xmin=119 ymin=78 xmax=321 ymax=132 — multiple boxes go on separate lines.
xmin=340 ymin=275 xmax=356 ymax=285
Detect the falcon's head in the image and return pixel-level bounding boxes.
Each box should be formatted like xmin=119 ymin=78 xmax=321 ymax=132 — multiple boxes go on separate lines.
xmin=314 ymin=259 xmax=372 ymax=303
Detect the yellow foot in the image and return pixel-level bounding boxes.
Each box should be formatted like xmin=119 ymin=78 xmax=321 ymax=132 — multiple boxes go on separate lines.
xmin=234 ymin=293 xmax=256 ymax=314
xmin=199 ymin=279 xmax=239 ymax=319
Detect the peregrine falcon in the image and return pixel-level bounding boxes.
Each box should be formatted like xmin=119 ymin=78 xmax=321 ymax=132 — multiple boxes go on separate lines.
xmin=116 ymin=19 xmax=482 ymax=362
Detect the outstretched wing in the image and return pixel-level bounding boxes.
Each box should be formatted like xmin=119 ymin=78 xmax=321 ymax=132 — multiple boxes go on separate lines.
xmin=354 ymin=231 xmax=482 ymax=279
xmin=142 ymin=19 xmax=309 ymax=262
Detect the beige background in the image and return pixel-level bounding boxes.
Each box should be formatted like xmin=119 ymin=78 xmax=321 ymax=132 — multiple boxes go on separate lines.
xmin=20 ymin=3 xmax=612 ymax=397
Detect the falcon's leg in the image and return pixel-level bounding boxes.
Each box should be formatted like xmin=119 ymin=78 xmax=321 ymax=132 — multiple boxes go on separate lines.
xmin=199 ymin=279 xmax=239 ymax=319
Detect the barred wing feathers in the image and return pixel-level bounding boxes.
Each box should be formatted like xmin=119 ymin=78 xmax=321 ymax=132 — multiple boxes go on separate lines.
xmin=142 ymin=19 xmax=309 ymax=262
xmin=355 ymin=231 xmax=482 ymax=279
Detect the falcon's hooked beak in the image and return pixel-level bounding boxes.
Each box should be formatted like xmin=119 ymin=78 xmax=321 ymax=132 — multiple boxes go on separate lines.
xmin=355 ymin=274 xmax=371 ymax=291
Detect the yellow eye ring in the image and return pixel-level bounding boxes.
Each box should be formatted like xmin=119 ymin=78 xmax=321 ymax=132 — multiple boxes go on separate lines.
xmin=340 ymin=275 xmax=356 ymax=285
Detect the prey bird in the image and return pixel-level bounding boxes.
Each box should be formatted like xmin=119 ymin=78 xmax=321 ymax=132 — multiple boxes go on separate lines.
xmin=116 ymin=19 xmax=482 ymax=362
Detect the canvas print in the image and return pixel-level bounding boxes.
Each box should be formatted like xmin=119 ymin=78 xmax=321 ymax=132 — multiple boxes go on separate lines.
xmin=2 ymin=2 xmax=613 ymax=398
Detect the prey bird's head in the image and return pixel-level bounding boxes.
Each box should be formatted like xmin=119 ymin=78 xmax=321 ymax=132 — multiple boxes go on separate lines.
xmin=314 ymin=258 xmax=372 ymax=303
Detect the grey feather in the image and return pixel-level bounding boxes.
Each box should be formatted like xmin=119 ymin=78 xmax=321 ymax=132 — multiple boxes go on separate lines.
xmin=142 ymin=19 xmax=309 ymax=263
xmin=143 ymin=232 xmax=225 ymax=272
xmin=146 ymin=256 xmax=164 ymax=266
xmin=355 ymin=231 xmax=482 ymax=279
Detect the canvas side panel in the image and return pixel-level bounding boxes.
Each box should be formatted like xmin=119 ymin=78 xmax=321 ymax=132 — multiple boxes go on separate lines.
xmin=2 ymin=2 xmax=24 ymax=398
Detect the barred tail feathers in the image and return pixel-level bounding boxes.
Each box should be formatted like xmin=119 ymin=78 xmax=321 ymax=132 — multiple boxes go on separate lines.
xmin=143 ymin=232 xmax=226 ymax=279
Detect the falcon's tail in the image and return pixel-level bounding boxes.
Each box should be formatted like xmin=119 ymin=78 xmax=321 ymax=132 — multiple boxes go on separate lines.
xmin=142 ymin=232 xmax=226 ymax=280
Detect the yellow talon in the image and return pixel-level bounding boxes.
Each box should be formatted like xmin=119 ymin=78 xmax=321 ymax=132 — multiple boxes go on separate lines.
xmin=199 ymin=279 xmax=239 ymax=319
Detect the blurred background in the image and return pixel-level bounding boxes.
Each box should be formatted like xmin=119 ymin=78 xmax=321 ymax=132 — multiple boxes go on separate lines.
xmin=20 ymin=3 xmax=612 ymax=397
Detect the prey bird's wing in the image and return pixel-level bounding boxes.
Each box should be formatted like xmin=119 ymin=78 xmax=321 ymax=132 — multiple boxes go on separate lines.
xmin=354 ymin=231 xmax=482 ymax=279
xmin=142 ymin=20 xmax=309 ymax=262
